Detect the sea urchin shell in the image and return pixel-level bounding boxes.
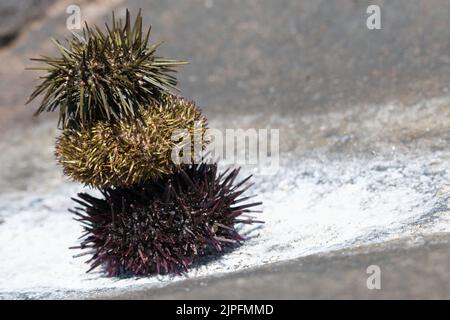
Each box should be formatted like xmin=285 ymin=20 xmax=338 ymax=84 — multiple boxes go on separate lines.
xmin=71 ymin=163 xmax=262 ymax=276
xmin=27 ymin=9 xmax=186 ymax=129
xmin=56 ymin=94 xmax=207 ymax=188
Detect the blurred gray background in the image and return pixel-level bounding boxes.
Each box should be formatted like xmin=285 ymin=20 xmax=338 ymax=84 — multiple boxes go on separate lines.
xmin=0 ymin=0 xmax=449 ymax=299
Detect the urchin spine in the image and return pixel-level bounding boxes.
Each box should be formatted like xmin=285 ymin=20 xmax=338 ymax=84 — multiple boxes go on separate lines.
xmin=71 ymin=164 xmax=262 ymax=276
xmin=55 ymin=94 xmax=207 ymax=188
xmin=27 ymin=9 xmax=185 ymax=129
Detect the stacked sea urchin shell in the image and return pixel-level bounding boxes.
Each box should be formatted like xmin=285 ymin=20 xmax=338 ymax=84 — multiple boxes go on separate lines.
xmin=27 ymin=10 xmax=262 ymax=276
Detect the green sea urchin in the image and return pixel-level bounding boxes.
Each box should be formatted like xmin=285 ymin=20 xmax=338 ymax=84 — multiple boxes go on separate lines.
xmin=27 ymin=9 xmax=186 ymax=129
xmin=55 ymin=94 xmax=207 ymax=188
xmin=71 ymin=163 xmax=262 ymax=276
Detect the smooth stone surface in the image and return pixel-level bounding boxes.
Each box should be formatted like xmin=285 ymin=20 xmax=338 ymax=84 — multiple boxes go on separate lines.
xmin=0 ymin=0 xmax=449 ymax=299
xmin=92 ymin=234 xmax=450 ymax=300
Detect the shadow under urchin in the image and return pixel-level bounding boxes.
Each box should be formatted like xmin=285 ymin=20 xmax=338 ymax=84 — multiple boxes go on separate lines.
xmin=70 ymin=163 xmax=263 ymax=276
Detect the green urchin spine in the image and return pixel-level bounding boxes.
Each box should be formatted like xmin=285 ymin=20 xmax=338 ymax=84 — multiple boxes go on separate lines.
xmin=27 ymin=9 xmax=186 ymax=130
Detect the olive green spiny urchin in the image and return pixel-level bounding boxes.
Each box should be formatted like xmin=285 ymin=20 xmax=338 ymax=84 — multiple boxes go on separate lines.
xmin=55 ymin=95 xmax=207 ymax=188
xmin=27 ymin=9 xmax=186 ymax=129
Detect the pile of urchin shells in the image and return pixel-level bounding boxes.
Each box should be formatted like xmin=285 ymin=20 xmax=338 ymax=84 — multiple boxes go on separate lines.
xmin=27 ymin=10 xmax=262 ymax=276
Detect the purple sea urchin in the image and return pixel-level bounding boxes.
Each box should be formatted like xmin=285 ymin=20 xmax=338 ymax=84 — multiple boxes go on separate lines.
xmin=71 ymin=163 xmax=262 ymax=276
xmin=27 ymin=10 xmax=186 ymax=129
xmin=56 ymin=94 xmax=207 ymax=188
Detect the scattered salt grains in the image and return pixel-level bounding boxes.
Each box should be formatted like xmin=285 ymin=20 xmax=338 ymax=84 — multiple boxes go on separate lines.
xmin=1 ymin=149 xmax=450 ymax=298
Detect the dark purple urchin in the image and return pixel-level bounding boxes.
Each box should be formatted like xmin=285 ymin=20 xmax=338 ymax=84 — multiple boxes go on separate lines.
xmin=70 ymin=163 xmax=262 ymax=276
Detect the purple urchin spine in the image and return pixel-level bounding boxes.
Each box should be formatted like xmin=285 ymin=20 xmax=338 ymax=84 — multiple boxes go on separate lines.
xmin=70 ymin=163 xmax=262 ymax=276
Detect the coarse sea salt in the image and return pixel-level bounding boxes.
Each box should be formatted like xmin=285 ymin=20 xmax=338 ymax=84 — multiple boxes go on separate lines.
xmin=1 ymin=150 xmax=449 ymax=299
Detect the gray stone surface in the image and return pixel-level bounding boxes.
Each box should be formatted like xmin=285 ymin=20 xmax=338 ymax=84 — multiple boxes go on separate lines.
xmin=92 ymin=234 xmax=450 ymax=300
xmin=2 ymin=0 xmax=450 ymax=133
xmin=0 ymin=0 xmax=55 ymax=46
xmin=0 ymin=0 xmax=449 ymax=299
